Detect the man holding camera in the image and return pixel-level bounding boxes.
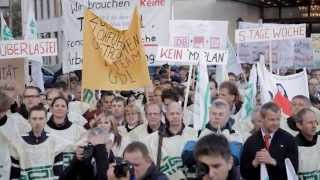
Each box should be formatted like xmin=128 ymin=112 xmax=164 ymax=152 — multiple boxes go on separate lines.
xmin=107 ymin=142 xmax=168 ymax=180
xmin=194 ymin=134 xmax=239 ymax=180
xmin=59 ymin=127 xmax=115 ymax=180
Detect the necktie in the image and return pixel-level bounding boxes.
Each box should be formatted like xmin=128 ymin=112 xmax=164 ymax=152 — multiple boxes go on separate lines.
xmin=264 ymin=134 xmax=271 ymax=150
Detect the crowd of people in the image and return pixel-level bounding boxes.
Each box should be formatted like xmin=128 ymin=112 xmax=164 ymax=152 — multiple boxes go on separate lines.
xmin=1 ymin=64 xmax=320 ymax=180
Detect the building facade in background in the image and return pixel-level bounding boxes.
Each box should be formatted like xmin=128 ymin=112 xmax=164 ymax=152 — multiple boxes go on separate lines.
xmin=21 ymin=0 xmax=62 ymax=71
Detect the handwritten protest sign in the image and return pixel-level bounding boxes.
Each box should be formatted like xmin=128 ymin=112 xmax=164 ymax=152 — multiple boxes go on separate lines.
xmin=169 ymin=20 xmax=228 ymax=49
xmin=236 ymin=22 xmax=310 ymax=68
xmin=156 ymin=46 xmax=227 ymax=65
xmin=82 ymin=8 xmax=151 ymax=90
xmin=0 ymin=39 xmax=57 ymax=59
xmin=62 ymin=0 xmax=171 ymax=72
xmin=0 ymin=58 xmax=25 ymax=95
xmin=294 ymin=38 xmax=313 ymax=68
xmin=235 ymin=24 xmax=306 ymax=43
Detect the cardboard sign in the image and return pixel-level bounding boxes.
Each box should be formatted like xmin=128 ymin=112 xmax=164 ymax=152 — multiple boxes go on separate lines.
xmin=235 ymin=24 xmax=306 ymax=43
xmin=0 ymin=58 xmax=25 ymax=95
xmin=82 ymin=8 xmax=151 ymax=91
xmin=0 ymin=39 xmax=57 ymax=59
xmin=156 ymin=46 xmax=227 ymax=65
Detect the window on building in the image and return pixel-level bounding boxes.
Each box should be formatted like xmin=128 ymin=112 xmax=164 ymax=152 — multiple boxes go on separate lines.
xmin=47 ymin=0 xmax=50 ymax=18
xmin=40 ymin=0 xmax=44 ymax=19
xmin=34 ymin=0 xmax=38 ymax=20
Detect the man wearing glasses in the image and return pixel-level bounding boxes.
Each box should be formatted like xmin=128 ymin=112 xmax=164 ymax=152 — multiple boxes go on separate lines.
xmin=19 ymin=86 xmax=42 ymax=119
xmin=130 ymin=103 xmax=165 ymax=141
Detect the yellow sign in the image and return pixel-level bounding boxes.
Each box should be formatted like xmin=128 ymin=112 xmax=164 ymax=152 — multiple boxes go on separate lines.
xmin=82 ymin=8 xmax=151 ymax=90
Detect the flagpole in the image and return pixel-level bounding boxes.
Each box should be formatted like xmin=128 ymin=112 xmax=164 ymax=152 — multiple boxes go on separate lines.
xmin=183 ymin=65 xmax=193 ymax=115
xmin=269 ymin=41 xmax=273 ymax=74
xmin=168 ymin=0 xmax=174 ymax=82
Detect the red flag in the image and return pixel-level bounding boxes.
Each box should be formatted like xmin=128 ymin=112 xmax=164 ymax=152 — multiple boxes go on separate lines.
xmin=273 ymin=91 xmax=292 ymax=116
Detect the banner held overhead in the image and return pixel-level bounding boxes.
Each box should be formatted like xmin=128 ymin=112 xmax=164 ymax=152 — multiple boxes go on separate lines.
xmin=235 ymin=24 xmax=306 ymax=43
xmin=82 ymin=8 xmax=151 ymax=91
xmin=0 ymin=39 xmax=57 ymax=59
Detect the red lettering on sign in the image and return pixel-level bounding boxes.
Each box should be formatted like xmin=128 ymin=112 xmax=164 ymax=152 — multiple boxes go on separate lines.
xmin=140 ymin=0 xmax=165 ymax=7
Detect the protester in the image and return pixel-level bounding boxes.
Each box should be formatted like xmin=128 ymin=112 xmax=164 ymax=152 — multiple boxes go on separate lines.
xmin=0 ymin=91 xmax=25 ymax=180
xmin=281 ymin=95 xmax=312 ymax=136
xmin=199 ymin=99 xmax=242 ymax=143
xmin=194 ymin=134 xmax=240 ymax=180
xmin=9 ymin=105 xmax=72 ymax=179
xmin=60 ymin=127 xmax=114 ymax=180
xmin=46 ymin=88 xmax=64 ymax=110
xmin=119 ymin=104 xmax=144 ymax=135
xmin=143 ymin=102 xmax=197 ymax=179
xmin=240 ymin=102 xmax=299 ymax=180
xmin=281 ymin=95 xmax=320 ymax=135
xmin=45 ymin=96 xmax=87 ymax=169
xmin=218 ymin=81 xmax=243 ymax=116
xmin=199 ymin=99 xmax=243 ymax=166
xmin=130 ymin=103 xmax=165 ymax=141
xmin=310 ymin=69 xmax=320 ymax=82
xmin=111 ymin=96 xmax=126 ymax=126
xmin=19 ymin=86 xmax=42 ymax=119
xmin=249 ymin=108 xmax=263 ymax=134
xmin=101 ymin=91 xmax=115 ymax=113
xmin=308 ymin=78 xmax=320 ymax=97
xmin=209 ymin=78 xmax=218 ymax=103
xmin=93 ymin=112 xmax=130 ymax=157
xmin=46 ymin=89 xmax=88 ymax=126
xmin=153 ymin=87 xmax=163 ymax=106
xmin=295 ymin=108 xmax=320 ymax=179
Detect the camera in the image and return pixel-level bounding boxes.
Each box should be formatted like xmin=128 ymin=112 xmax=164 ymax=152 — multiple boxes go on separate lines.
xmin=82 ymin=144 xmax=94 ymax=159
xmin=196 ymin=162 xmax=209 ymax=179
xmin=114 ymin=157 xmax=135 ymax=178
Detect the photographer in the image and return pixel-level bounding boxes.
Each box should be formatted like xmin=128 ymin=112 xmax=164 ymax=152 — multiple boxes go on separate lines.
xmin=194 ymin=134 xmax=240 ymax=180
xmin=107 ymin=141 xmax=168 ymax=180
xmin=59 ymin=127 xmax=115 ymax=180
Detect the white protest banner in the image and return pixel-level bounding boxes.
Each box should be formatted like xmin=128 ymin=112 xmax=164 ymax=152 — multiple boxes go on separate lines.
xmin=169 ymin=20 xmax=228 ymax=49
xmin=257 ymin=58 xmax=309 ymax=116
xmin=140 ymin=0 xmax=171 ymax=66
xmin=240 ymin=65 xmax=257 ymax=121
xmin=294 ymin=38 xmax=313 ymax=68
xmin=0 ymin=39 xmax=57 ymax=59
xmin=62 ymin=0 xmax=135 ymax=73
xmin=312 ymin=33 xmax=320 ymax=49
xmin=62 ymin=0 xmax=171 ymax=73
xmin=311 ymin=33 xmax=320 ymax=68
xmin=235 ymin=24 xmax=306 ymax=43
xmin=236 ymin=22 xmax=307 ymax=68
xmin=193 ymin=59 xmax=211 ymax=130
xmin=285 ymin=158 xmax=299 ymax=180
xmin=156 ymin=46 xmax=227 ymax=65
xmin=168 ymin=20 xmax=228 ymax=130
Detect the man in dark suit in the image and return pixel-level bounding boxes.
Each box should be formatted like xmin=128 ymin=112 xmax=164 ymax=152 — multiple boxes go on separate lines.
xmin=240 ymin=102 xmax=299 ymax=180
